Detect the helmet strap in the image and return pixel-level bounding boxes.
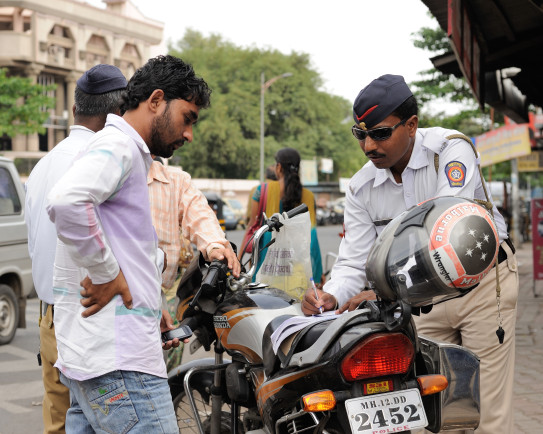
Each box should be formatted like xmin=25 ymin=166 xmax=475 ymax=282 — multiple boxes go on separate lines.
xmin=495 ymin=263 xmax=505 ymax=344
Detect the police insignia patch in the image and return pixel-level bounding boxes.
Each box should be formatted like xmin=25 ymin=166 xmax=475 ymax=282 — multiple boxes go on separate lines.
xmin=445 ymin=161 xmax=466 ymax=187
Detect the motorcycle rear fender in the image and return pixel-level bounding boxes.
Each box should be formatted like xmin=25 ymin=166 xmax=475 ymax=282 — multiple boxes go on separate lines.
xmin=418 ymin=335 xmax=480 ymax=432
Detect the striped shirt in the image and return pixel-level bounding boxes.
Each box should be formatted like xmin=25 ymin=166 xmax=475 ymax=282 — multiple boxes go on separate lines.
xmin=147 ymin=161 xmax=228 ymax=290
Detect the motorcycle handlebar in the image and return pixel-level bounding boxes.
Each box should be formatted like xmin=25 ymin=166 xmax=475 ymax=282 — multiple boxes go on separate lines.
xmin=266 ymin=204 xmax=309 ymax=231
xmin=201 ymin=260 xmax=224 ymax=294
xmin=285 ymin=203 xmax=308 ymax=219
xmin=186 ymin=260 xmax=227 ymax=310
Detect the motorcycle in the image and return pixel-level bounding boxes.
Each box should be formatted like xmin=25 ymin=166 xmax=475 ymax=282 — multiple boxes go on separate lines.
xmin=316 ymin=206 xmax=331 ymax=226
xmin=168 ymin=197 xmax=487 ymax=433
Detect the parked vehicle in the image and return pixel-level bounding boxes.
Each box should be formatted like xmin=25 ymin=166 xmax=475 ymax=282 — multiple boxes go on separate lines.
xmin=223 ymin=197 xmax=246 ymax=229
xmin=329 ymin=196 xmax=345 ymax=224
xmin=316 ymin=206 xmax=331 ymax=226
xmin=222 ymin=204 xmax=239 ymax=231
xmin=203 ymin=191 xmax=226 ymax=232
xmin=202 ymin=192 xmax=241 ymax=232
xmin=0 ymin=157 xmax=34 ymax=345
xmin=168 ymin=197 xmax=487 ymax=433
xmin=317 ymin=198 xmax=345 ymax=226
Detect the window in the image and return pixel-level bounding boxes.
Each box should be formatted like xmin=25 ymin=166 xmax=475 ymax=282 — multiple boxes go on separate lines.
xmin=85 ymin=34 xmax=110 ymax=68
xmin=0 ymin=167 xmax=21 ymax=215
xmin=47 ymin=24 xmax=74 ymax=67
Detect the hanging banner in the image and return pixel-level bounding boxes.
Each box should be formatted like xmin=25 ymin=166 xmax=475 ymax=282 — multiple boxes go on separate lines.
xmin=532 ymin=198 xmax=543 ymax=281
xmin=301 ymin=159 xmax=318 ymax=186
xmin=475 ymin=123 xmax=532 ymax=167
xmin=320 ymin=158 xmax=334 ymax=174
xmin=518 ymin=151 xmax=543 ymax=172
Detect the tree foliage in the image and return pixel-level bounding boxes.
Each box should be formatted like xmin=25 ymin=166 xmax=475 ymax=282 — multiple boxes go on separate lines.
xmin=410 ymin=26 xmax=475 ymax=107
xmin=408 ymin=23 xmax=516 ymax=184
xmin=169 ymin=30 xmax=364 ymax=180
xmin=0 ymin=68 xmax=56 ymax=137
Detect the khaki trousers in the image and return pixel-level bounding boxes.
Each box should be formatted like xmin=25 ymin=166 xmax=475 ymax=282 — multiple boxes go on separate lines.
xmin=39 ymin=305 xmax=70 ymax=434
xmin=414 ymin=242 xmax=518 ymax=434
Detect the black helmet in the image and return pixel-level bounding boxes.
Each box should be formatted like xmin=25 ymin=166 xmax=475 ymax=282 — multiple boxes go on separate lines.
xmin=366 ymin=196 xmax=499 ymax=307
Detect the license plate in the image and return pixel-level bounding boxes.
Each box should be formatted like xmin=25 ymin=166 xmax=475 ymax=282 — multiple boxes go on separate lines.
xmin=345 ymin=389 xmax=427 ymax=433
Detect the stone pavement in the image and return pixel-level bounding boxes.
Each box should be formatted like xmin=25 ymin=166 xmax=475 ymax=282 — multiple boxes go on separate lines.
xmin=512 ymin=240 xmax=543 ymax=433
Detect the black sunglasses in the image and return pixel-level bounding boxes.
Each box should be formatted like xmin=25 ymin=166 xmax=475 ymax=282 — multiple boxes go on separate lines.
xmin=351 ymin=118 xmax=407 ymax=141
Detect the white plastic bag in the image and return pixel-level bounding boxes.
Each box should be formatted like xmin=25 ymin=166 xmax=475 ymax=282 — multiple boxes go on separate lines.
xmin=256 ymin=211 xmax=312 ymax=300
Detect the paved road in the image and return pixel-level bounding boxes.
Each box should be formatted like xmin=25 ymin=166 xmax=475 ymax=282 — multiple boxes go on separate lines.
xmin=0 ymin=229 xmax=541 ymax=433
xmin=0 ymin=226 xmax=343 ymax=434
xmin=0 ymin=298 xmax=43 ymax=434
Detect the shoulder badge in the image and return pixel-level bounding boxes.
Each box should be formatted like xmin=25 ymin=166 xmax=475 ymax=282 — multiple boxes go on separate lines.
xmin=444 ymin=161 xmax=466 ymax=187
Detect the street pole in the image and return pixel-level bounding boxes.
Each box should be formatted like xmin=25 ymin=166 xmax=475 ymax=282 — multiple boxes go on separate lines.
xmin=259 ymin=72 xmax=293 ymax=183
xmin=260 ymin=72 xmax=265 ymax=184
xmin=511 ymin=158 xmax=520 ymax=245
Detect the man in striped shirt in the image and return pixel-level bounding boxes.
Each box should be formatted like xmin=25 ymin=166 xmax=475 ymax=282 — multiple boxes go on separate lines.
xmin=148 ymin=159 xmax=238 ymax=369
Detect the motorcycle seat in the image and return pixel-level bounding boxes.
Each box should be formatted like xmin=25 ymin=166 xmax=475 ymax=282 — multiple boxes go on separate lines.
xmin=262 ymin=316 xmax=334 ymax=376
xmin=262 ymin=314 xmax=296 ymax=375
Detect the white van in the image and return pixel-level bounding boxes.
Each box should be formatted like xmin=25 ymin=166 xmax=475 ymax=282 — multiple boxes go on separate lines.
xmin=0 ymin=157 xmax=33 ymax=344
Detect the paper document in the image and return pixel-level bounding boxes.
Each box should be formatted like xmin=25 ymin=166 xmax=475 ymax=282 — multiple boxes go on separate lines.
xmin=270 ymin=311 xmax=340 ymax=354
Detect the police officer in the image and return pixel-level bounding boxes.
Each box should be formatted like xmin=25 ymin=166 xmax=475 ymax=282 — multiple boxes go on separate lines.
xmin=302 ymin=74 xmax=519 ymax=434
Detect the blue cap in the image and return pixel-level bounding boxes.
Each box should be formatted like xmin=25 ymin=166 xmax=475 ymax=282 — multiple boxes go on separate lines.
xmin=352 ymin=74 xmax=412 ymax=129
xmin=76 ymin=64 xmax=127 ymax=95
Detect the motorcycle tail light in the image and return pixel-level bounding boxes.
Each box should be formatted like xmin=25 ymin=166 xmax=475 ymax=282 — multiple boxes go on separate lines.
xmin=417 ymin=374 xmax=449 ymax=396
xmin=340 ymin=332 xmax=414 ymax=381
xmin=302 ymin=390 xmax=336 ymax=412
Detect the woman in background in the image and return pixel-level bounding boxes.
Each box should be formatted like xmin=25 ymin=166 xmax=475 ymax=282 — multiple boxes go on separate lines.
xmin=243 ymin=147 xmax=323 ymax=286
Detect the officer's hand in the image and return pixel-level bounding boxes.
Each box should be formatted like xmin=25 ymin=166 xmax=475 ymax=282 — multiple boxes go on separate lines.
xmin=336 ymin=290 xmax=377 ymax=314
xmin=209 ymin=246 xmax=241 ymax=277
xmin=301 ymin=288 xmax=337 ymax=316
xmin=79 ymin=270 xmax=133 ymax=318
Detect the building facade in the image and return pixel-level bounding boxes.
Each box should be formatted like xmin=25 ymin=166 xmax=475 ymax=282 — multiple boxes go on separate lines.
xmin=0 ymin=0 xmax=163 ymax=161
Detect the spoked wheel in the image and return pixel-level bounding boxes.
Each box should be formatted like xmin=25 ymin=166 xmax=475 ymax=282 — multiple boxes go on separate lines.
xmin=173 ymin=389 xmax=234 ymax=434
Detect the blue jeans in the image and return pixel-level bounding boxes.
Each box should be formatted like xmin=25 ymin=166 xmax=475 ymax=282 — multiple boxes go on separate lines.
xmin=60 ymin=370 xmax=177 ymax=434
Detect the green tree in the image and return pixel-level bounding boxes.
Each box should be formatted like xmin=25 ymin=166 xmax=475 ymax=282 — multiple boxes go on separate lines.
xmin=169 ymin=30 xmax=364 ymax=180
xmin=0 ymin=68 xmax=56 ymax=137
xmin=410 ymin=26 xmax=475 ymax=108
xmin=408 ymin=22 xmax=519 ymax=185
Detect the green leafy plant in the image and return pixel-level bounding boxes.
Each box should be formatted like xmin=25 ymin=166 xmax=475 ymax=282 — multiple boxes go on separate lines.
xmin=0 ymin=68 xmax=56 ymax=137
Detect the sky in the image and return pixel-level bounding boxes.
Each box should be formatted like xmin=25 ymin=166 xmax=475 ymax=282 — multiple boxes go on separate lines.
xmin=86 ymin=0 xmax=440 ymax=104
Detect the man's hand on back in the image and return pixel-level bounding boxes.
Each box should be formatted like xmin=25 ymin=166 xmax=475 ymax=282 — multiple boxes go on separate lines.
xmin=79 ymin=269 xmax=133 ymax=318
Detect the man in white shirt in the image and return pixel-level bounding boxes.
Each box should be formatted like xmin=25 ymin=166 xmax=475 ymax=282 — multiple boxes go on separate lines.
xmin=302 ymin=75 xmax=519 ymax=433
xmin=46 ymin=55 xmax=237 ymax=433
xmin=25 ymin=64 xmax=129 ymax=434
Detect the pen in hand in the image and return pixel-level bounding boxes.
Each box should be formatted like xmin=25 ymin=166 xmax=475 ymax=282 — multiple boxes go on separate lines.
xmin=310 ymin=277 xmax=323 ymax=314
